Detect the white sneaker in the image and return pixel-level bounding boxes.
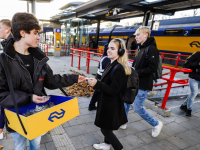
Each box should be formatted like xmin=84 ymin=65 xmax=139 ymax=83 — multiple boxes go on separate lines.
xmin=93 ymin=143 xmax=110 ymax=150
xmin=120 ymin=124 xmax=127 ymax=130
xmin=0 ymin=132 xmax=3 ymax=139
xmin=152 ymin=121 xmax=163 ymax=137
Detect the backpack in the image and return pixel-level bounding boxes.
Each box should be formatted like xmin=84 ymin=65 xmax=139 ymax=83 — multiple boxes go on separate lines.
xmin=145 ymin=45 xmax=162 ymax=80
xmin=111 ymin=65 xmax=139 ymax=104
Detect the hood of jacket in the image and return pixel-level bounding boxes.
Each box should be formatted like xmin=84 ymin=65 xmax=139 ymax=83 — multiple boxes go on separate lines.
xmin=1 ymin=34 xmax=13 ymax=48
xmin=138 ymin=37 xmax=157 ymax=49
xmin=3 ymin=36 xmax=48 ymax=62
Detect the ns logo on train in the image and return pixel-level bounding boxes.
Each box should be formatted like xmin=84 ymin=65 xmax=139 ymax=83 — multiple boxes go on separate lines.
xmin=190 ymin=41 xmax=200 ymax=48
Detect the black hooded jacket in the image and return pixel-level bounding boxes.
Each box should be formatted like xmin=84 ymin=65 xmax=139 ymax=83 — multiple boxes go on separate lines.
xmin=1 ymin=34 xmax=13 ymax=48
xmin=0 ymin=37 xmax=78 ymax=132
xmin=132 ymin=37 xmax=159 ymax=91
xmin=184 ymin=51 xmax=200 ymax=81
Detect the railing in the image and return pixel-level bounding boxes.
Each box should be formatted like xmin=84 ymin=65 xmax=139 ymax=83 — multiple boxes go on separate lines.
xmin=70 ymin=48 xmax=103 ymax=74
xmin=61 ymin=45 xmax=90 ymax=56
xmin=70 ymin=48 xmax=193 ymax=110
xmin=38 ymin=43 xmax=48 ymax=56
xmin=160 ymin=52 xmax=190 ymax=68
xmin=155 ymin=66 xmax=192 ymax=109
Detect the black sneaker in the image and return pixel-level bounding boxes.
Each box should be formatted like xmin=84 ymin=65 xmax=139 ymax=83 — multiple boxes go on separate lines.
xmin=180 ymin=105 xmax=187 ymax=112
xmin=186 ymin=109 xmax=192 ymax=117
xmin=88 ymin=106 xmax=97 ymax=111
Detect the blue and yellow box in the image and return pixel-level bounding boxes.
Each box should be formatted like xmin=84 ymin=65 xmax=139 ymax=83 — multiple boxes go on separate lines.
xmin=4 ymin=95 xmax=79 ymax=140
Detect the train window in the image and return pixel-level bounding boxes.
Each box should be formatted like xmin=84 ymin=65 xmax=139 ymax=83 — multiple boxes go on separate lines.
xmin=190 ymin=28 xmax=200 ymax=35
xmin=125 ymin=27 xmax=129 ymax=30
xmin=163 ymin=28 xmax=184 ymax=35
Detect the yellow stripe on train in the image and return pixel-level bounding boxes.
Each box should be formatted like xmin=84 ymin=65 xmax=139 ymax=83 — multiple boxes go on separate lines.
xmin=154 ymin=36 xmax=200 ymax=54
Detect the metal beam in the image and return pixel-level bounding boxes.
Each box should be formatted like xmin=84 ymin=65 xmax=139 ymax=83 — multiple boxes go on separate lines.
xmin=76 ymin=0 xmax=142 ymax=18
xmin=121 ymin=5 xmax=175 ymax=15
xmin=120 ymin=5 xmax=146 ymax=12
xmin=144 ymin=0 xmax=189 ymax=8
xmin=95 ymin=20 xmax=100 ymax=49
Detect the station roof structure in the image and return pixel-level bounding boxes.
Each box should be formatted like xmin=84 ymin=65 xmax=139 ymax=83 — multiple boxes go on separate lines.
xmin=50 ymin=0 xmax=200 ymax=23
xmin=19 ymin=0 xmax=53 ymax=2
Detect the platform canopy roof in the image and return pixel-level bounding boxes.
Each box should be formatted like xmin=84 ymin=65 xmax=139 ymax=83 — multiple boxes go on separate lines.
xmin=50 ymin=0 xmax=200 ymax=23
xmin=19 ymin=0 xmax=53 ymax=2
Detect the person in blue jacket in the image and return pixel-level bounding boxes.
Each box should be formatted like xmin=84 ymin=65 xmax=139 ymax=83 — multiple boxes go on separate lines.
xmin=88 ymin=44 xmax=110 ymax=110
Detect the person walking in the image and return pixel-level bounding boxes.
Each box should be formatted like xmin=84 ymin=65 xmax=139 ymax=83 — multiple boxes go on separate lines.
xmin=87 ymin=38 xmax=131 ymax=150
xmin=132 ymin=26 xmax=163 ymax=137
xmin=0 ymin=19 xmax=12 ymax=139
xmin=180 ymin=51 xmax=200 ymax=117
xmin=0 ymin=12 xmax=85 ymax=150
xmin=88 ymin=44 xmax=110 ymax=111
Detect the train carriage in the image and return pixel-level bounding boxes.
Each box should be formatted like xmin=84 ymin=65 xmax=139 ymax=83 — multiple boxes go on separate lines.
xmin=89 ymin=16 xmax=200 ymax=67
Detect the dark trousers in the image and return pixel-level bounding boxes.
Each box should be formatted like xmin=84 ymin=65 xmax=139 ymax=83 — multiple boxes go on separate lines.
xmin=0 ymin=106 xmax=5 ymax=129
xmin=101 ymin=129 xmax=123 ymax=150
xmin=89 ymin=90 xmax=98 ymax=108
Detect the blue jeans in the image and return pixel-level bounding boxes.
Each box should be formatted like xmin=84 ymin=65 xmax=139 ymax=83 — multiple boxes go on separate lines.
xmin=123 ymin=103 xmax=131 ymax=125
xmin=182 ymin=78 xmax=200 ymax=110
xmin=133 ymin=89 xmax=158 ymax=127
xmin=11 ymin=132 xmax=41 ymax=150
xmin=0 ymin=107 xmax=5 ymax=129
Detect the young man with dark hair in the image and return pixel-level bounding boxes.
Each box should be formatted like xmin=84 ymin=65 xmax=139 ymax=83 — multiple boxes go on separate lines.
xmin=0 ymin=19 xmax=12 ymax=139
xmin=0 ymin=12 xmax=85 ymax=150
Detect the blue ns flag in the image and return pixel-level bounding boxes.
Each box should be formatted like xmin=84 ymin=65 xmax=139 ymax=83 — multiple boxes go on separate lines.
xmin=48 ymin=109 xmax=66 ymax=122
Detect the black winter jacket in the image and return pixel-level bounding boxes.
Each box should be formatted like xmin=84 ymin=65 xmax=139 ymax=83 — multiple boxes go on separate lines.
xmin=132 ymin=37 xmax=159 ymax=91
xmin=94 ymin=60 xmax=127 ymax=130
xmin=0 ymin=37 xmax=78 ymax=132
xmin=184 ymin=51 xmax=200 ymax=81
xmin=1 ymin=34 xmax=12 ymax=48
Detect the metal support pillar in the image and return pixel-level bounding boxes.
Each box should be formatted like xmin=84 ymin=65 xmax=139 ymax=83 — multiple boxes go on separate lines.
xmin=150 ymin=13 xmax=155 ymax=30
xmin=142 ymin=10 xmax=151 ymax=26
xmin=95 ymin=20 xmax=100 ymax=49
xmin=79 ymin=19 xmax=83 ymax=46
xmin=27 ymin=1 xmax=29 ymax=13
xmin=31 ymin=0 xmax=36 ymax=15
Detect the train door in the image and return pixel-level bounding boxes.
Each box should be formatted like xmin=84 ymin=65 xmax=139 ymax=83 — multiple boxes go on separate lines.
xmin=127 ymin=36 xmax=137 ymax=59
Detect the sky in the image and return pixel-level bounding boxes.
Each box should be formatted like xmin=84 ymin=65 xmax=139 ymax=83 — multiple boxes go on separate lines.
xmin=0 ymin=0 xmax=89 ymax=20
xmin=0 ymin=0 xmax=199 ymax=26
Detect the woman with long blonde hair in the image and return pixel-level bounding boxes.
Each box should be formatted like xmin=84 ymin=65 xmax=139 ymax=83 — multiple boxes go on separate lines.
xmin=88 ymin=38 xmax=130 ymax=150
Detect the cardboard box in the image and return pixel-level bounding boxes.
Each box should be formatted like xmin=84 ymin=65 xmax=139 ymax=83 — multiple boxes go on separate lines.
xmin=5 ymin=95 xmax=79 ymax=140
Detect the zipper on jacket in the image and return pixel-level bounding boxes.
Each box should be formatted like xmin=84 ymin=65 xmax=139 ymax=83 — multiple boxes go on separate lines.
xmin=34 ymin=57 xmax=47 ymax=74
xmin=18 ymin=60 xmax=34 ymax=89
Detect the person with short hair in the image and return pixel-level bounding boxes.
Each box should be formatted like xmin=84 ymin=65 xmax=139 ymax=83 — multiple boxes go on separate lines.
xmin=87 ymin=38 xmax=131 ymax=150
xmin=0 ymin=12 xmax=85 ymax=150
xmin=0 ymin=19 xmax=12 ymax=140
xmin=132 ymin=26 xmax=163 ymax=137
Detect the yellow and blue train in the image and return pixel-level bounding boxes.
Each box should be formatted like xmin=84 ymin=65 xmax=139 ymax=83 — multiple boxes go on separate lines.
xmin=89 ymin=16 xmax=200 ymax=66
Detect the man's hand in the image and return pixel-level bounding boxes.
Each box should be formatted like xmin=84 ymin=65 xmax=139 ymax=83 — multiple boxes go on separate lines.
xmin=78 ymin=75 xmax=86 ymax=83
xmin=32 ymin=95 xmax=49 ymax=103
xmin=87 ymin=78 xmax=97 ymax=87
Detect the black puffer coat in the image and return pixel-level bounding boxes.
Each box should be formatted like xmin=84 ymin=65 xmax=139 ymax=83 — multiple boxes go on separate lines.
xmin=184 ymin=51 xmax=200 ymax=81
xmin=132 ymin=37 xmax=159 ymax=91
xmin=0 ymin=38 xmax=78 ymax=132
xmin=94 ymin=60 xmax=127 ymax=130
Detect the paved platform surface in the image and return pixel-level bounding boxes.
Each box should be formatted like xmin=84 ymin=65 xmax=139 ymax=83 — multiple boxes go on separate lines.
xmin=1 ymin=56 xmax=200 ymax=150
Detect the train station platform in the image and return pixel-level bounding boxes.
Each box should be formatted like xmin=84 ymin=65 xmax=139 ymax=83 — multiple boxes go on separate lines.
xmin=1 ymin=56 xmax=200 ymax=150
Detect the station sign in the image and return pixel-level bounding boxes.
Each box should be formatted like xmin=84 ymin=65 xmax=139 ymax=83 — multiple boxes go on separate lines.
xmin=54 ymin=29 xmax=61 ymax=33
xmin=43 ymin=27 xmax=53 ymax=32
